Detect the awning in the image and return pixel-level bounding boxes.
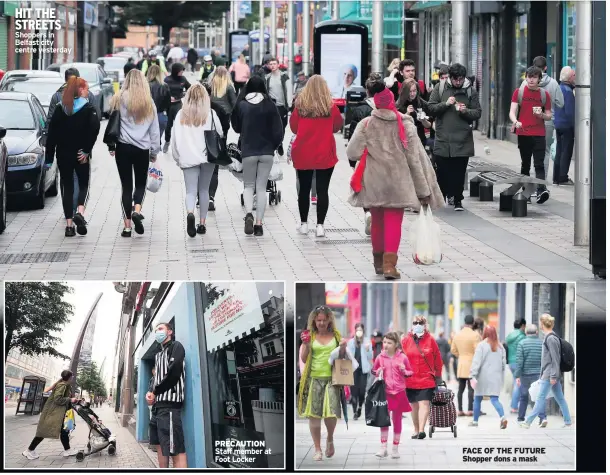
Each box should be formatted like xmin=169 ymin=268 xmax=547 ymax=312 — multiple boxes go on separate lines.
xmin=409 ymin=1 xmax=448 ymax=12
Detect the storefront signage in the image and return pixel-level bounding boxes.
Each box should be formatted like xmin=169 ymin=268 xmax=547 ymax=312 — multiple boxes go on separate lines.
xmin=325 ymin=283 xmax=348 ymax=307
xmin=83 ymin=2 xmax=95 ymax=26
xmin=224 ymin=400 xmax=241 ymax=421
xmin=204 ymin=283 xmax=264 ymax=352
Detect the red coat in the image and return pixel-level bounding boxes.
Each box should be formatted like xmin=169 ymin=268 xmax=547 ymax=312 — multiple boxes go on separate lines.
xmin=401 ymin=331 xmax=443 ymax=390
xmin=289 ymin=105 xmax=343 ymax=170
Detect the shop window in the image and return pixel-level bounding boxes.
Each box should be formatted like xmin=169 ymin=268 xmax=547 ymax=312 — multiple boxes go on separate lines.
xmin=515 ymin=13 xmax=528 ymax=85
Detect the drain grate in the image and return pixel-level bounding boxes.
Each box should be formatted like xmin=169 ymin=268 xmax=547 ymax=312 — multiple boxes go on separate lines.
xmin=0 ymin=252 xmax=71 ymax=265
xmin=190 ymin=249 xmax=220 ymax=253
xmin=309 ymin=228 xmax=359 ymax=233
xmin=318 ymin=239 xmax=371 ymax=245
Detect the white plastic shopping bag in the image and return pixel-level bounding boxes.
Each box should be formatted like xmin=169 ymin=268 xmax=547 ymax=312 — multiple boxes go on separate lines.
xmin=146 ymin=162 xmax=163 ymax=193
xmin=287 ymin=134 xmax=296 ymax=160
xmin=528 ymin=379 xmax=553 ymax=401
xmin=410 ymin=206 xmax=442 ymax=265
xmin=268 ymin=155 xmax=284 ymax=182
xmin=550 ymin=129 xmax=557 ymax=161
xmin=229 ymin=157 xmax=243 ymax=173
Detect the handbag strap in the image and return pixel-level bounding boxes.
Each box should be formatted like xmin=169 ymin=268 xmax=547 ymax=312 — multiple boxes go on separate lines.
xmin=413 ymin=335 xmax=436 ymax=376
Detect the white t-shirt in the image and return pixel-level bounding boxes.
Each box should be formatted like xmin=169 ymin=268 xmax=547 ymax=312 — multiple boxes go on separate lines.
xmin=170 ymin=108 xmax=223 ymax=168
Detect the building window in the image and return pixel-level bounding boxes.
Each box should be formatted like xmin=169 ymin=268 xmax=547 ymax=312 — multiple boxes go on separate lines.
xmin=264 ymin=341 xmax=277 ymax=357
xmin=564 ymin=2 xmax=576 ymax=69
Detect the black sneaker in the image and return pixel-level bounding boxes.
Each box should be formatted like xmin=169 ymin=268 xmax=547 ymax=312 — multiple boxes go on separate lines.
xmin=65 ymin=226 xmax=76 ymax=237
xmin=132 ymin=212 xmax=145 ymax=235
xmin=447 ymin=196 xmax=454 ymax=206
xmin=253 ymin=224 xmax=263 ymax=236
xmin=208 ymin=199 xmax=215 ymax=211
xmin=186 ymin=213 xmax=196 ymax=237
xmin=162 ymin=142 xmax=169 ymax=153
xmin=196 ymin=224 xmax=206 ymax=235
xmin=536 ymin=189 xmax=550 ymax=204
xmin=244 ymin=213 xmax=254 ymax=235
xmin=73 ymin=213 xmax=87 ymax=235
xmin=454 ymin=200 xmax=464 ymax=211
xmin=121 ymin=228 xmax=132 ymax=238
xmin=558 ymin=178 xmax=574 ymax=186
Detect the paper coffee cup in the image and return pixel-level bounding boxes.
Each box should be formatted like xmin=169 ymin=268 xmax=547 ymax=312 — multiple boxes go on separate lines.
xmin=455 ymin=103 xmax=461 ymax=111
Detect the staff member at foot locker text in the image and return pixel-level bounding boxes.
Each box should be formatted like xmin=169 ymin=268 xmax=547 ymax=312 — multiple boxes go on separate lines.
xmin=146 ymin=322 xmax=187 ymax=468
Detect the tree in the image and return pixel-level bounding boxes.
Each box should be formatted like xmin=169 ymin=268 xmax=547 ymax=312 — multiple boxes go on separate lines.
xmin=5 ymin=282 xmax=73 ymax=362
xmin=121 ymin=1 xmax=230 ymax=46
xmin=77 ymin=361 xmax=107 ymax=399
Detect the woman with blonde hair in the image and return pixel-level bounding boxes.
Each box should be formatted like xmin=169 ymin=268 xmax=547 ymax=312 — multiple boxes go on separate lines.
xmin=170 ymin=83 xmax=223 ymax=238
xmin=210 ymin=66 xmax=237 ymax=135
xmin=229 ymin=54 xmax=250 ymax=94
xmin=147 ymin=64 xmax=170 ymax=143
xmin=298 ymin=305 xmax=351 ymax=462
xmin=289 ymin=75 xmax=343 ymax=237
xmin=107 ymin=68 xmax=160 ymax=237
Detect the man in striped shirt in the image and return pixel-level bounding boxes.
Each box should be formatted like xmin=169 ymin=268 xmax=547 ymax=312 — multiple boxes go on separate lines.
xmin=146 ymin=322 xmax=187 ymax=467
xmin=514 ymin=324 xmax=547 ymax=427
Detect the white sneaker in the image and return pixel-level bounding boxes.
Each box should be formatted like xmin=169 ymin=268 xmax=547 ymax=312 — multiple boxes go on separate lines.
xmin=22 ymin=449 xmax=39 ymax=460
xmin=298 ymin=223 xmax=308 ymax=234
xmin=62 ymin=448 xmax=79 ymax=457
xmin=391 ymin=445 xmax=400 ymax=459
xmin=375 ymin=444 xmax=388 ymax=458
xmin=539 ymin=419 xmax=548 ymax=428
xmin=316 ymin=224 xmax=325 ymax=237
xmin=364 ymin=212 xmax=371 ymax=236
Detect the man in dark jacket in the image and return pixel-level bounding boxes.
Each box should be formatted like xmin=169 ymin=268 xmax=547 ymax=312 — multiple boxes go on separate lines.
xmin=514 ymin=324 xmax=547 ymax=425
xmin=200 ymin=55 xmax=216 ymax=83
xmin=163 ymin=63 xmax=191 ymax=152
xmin=428 ymin=63 xmax=481 ymax=211
xmin=436 ymin=331 xmax=452 ymax=381
xmin=186 ymin=48 xmax=198 ymax=72
xmin=553 ymin=66 xmax=575 ymax=185
xmin=265 ymin=58 xmax=291 ymax=155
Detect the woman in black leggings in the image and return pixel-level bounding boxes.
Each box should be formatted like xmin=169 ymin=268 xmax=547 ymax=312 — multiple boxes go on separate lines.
xmin=107 ymin=69 xmax=161 ymax=237
xmin=22 ymin=371 xmax=81 ymax=460
xmin=45 ymin=77 xmax=100 ymax=237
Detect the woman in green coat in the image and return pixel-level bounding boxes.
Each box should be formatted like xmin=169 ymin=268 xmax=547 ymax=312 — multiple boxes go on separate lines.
xmin=22 ymin=370 xmax=80 ymax=460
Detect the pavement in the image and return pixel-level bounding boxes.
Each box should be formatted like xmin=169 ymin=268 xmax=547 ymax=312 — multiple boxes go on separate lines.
xmin=4 ymin=403 xmax=155 ymax=469
xmin=0 ymin=72 xmax=604 ymax=319
xmin=295 ymin=380 xmax=576 ymax=471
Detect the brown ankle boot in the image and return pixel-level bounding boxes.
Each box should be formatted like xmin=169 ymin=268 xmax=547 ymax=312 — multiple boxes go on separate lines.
xmin=373 ymin=252 xmax=383 ymax=275
xmin=383 ymin=252 xmax=401 ymax=280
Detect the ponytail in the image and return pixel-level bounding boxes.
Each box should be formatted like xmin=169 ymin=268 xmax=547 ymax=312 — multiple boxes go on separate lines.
xmin=62 ymin=76 xmax=87 ymax=112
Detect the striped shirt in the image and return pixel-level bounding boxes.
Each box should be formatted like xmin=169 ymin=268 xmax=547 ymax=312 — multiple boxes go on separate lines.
xmin=153 ymin=340 xmax=186 ymax=407
xmin=514 ymin=335 xmax=543 ymax=377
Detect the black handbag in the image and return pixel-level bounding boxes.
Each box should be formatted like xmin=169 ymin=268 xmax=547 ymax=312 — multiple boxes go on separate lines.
xmin=204 ymin=113 xmax=231 ymax=166
xmin=364 ymin=376 xmax=391 ymax=428
xmin=103 ymin=109 xmax=120 ymax=147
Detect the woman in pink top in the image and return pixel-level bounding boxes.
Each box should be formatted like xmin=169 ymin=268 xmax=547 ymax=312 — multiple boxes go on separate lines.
xmin=229 ymin=54 xmax=251 ymax=94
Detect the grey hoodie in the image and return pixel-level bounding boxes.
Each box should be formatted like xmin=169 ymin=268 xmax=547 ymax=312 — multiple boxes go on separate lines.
xmin=521 ymin=73 xmax=564 ymax=122
xmin=118 ymin=93 xmax=161 ymax=156
xmin=540 ymin=331 xmax=562 ymax=381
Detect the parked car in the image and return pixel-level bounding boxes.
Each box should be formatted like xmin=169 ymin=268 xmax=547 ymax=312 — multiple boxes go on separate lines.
xmin=1 ymin=77 xmax=65 ymax=114
xmin=47 ymin=62 xmax=114 ymax=117
xmin=96 ymin=55 xmax=127 ymax=86
xmin=0 ymin=92 xmax=59 ymax=209
xmin=0 ymin=126 xmax=8 ymax=233
xmin=0 ymin=70 xmax=61 ymax=90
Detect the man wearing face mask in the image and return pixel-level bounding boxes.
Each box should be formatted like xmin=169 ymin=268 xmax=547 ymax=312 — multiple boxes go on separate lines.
xmin=347 ymin=323 xmax=374 ymax=420
xmin=146 ymin=323 xmax=187 ymax=468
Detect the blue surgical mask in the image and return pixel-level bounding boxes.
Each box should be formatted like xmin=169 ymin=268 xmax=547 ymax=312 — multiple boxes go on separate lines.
xmin=413 ymin=324 xmax=424 ymax=335
xmin=155 ymin=331 xmax=167 ymax=344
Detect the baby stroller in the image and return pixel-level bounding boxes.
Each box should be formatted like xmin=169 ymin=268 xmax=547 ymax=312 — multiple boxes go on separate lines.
xmin=72 ymin=401 xmax=117 ymax=461
xmin=229 ymin=143 xmax=282 ymax=207
xmin=428 ymin=382 xmax=457 ymax=438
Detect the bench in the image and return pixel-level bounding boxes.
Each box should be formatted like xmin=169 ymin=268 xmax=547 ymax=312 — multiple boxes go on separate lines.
xmin=465 ymin=158 xmax=547 ymax=216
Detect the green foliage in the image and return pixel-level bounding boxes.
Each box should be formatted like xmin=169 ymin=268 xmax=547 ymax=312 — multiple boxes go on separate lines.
xmin=4 ymin=282 xmax=73 ymax=362
xmin=240 ymin=7 xmax=271 ymax=32
xmin=77 ymin=360 xmax=107 ymax=399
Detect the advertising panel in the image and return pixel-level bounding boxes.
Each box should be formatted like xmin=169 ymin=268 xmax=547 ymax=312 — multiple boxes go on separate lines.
xmin=320 ymin=33 xmax=362 ymax=99
xmin=325 ymin=283 xmax=348 ymax=307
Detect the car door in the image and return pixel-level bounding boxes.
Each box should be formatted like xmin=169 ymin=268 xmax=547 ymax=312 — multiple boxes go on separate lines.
xmin=31 ymin=97 xmax=55 ymax=190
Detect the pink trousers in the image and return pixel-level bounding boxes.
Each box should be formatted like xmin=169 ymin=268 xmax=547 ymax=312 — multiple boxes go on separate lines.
xmin=370 ymin=207 xmax=404 ymax=253
xmin=380 ymin=410 xmax=403 ymax=445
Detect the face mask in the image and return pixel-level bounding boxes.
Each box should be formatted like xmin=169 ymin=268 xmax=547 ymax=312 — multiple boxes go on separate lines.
xmin=356 ymin=331 xmax=363 ymax=338
xmin=413 ymin=324 xmax=424 ymax=335
xmin=155 ymin=331 xmax=167 ymax=344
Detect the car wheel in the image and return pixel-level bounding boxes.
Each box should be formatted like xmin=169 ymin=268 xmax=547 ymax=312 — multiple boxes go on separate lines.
xmin=46 ymin=169 xmax=59 ymax=197
xmin=33 ymin=171 xmax=45 ymax=210
xmin=0 ymin=180 xmax=6 ymax=234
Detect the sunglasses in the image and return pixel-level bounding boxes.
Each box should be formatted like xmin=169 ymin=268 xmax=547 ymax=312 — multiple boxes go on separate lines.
xmin=314 ymin=305 xmax=330 ymax=312
xmin=412 ymin=321 xmax=425 ymax=325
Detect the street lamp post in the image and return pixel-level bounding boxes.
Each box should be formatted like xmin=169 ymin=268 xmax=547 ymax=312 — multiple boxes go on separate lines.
xmin=259 ymin=0 xmax=265 ymax=65
xmin=302 ymin=0 xmax=310 ymax=76
xmin=451 ymin=1 xmax=469 ymax=66
xmin=287 ymin=0 xmax=294 ymax=85
xmin=371 ymin=0 xmax=384 ymax=74
xmin=270 ymin=1 xmax=277 ymax=58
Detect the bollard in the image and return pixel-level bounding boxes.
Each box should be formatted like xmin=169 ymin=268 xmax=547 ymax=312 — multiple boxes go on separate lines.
xmin=512 ymin=192 xmax=528 ymax=217
xmin=499 ymin=190 xmax=514 ymax=211
xmin=470 ymin=177 xmax=481 ymax=197
xmin=479 ymin=182 xmax=494 ymax=201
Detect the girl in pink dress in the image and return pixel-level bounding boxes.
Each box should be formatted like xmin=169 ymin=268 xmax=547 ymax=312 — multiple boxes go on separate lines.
xmin=371 ymin=332 xmax=413 ymax=459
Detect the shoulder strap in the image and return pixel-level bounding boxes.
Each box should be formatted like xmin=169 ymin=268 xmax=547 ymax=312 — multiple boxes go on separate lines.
xmin=518 ymin=83 xmax=526 ymax=105
xmin=414 ymin=336 xmax=435 ymax=375
xmin=439 ymin=79 xmax=445 ymax=98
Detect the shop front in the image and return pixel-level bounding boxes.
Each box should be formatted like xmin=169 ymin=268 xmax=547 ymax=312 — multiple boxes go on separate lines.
xmin=135 ymin=282 xmax=285 ymax=469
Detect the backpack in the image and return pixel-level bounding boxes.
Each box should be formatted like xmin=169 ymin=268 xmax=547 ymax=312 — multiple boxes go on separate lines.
xmin=544 ymin=333 xmax=575 ymax=373
xmin=438 ymin=79 xmax=472 ymax=102
xmin=517 ymin=83 xmax=547 ymax=119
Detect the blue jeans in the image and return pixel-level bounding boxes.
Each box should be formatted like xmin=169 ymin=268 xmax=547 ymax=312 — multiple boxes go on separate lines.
xmin=157 ymin=112 xmax=168 ymax=144
xmin=526 ymin=379 xmax=572 ymax=425
xmin=474 ymin=395 xmax=504 ymax=422
xmin=509 ymin=363 xmax=521 ymax=410
xmin=519 ymin=374 xmax=546 ymax=422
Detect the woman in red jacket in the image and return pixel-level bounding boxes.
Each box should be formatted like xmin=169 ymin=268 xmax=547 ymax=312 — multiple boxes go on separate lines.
xmin=401 ymin=315 xmax=443 ymax=439
xmin=289 ymin=75 xmax=343 ymax=238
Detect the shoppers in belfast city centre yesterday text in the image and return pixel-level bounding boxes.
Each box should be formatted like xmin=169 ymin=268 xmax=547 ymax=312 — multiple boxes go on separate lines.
xmin=297 ymin=306 xmax=350 ymax=463
xmin=346 ymin=86 xmax=443 ymax=279
xmin=509 ymin=66 xmax=552 ymax=204
xmin=371 ymin=332 xmax=413 ymax=459
xmin=521 ymin=314 xmax=573 ymax=429
xmin=469 ymin=326 xmax=508 ymax=429
xmin=289 ymin=75 xmax=343 ymax=238
xmin=22 ymin=370 xmax=81 ymax=459
xmin=450 ymin=315 xmax=481 ymax=416
xmin=147 ymin=322 xmax=187 ymax=468
xmin=170 ymin=83 xmax=224 ymax=238
xmin=505 ymin=318 xmax=527 ymax=415
xmin=45 ymin=76 xmax=100 ymax=237
xmin=553 ymin=66 xmax=576 ymax=185
xmin=401 ymin=316 xmax=443 ymax=440
xmin=265 ymin=57 xmax=292 ymax=156
xmin=520 ymin=56 xmax=564 ymax=183
xmin=231 ymin=76 xmax=284 ymax=237
xmin=514 ymin=324 xmax=547 ymax=426
xmin=147 ymin=65 xmax=171 ymax=144
xmin=163 ymin=63 xmax=191 ymax=153
xmin=427 ymin=63 xmax=482 ymax=212
xmin=347 ymin=323 xmax=374 ymax=421
xmin=107 ymin=69 xmax=160 ymax=238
